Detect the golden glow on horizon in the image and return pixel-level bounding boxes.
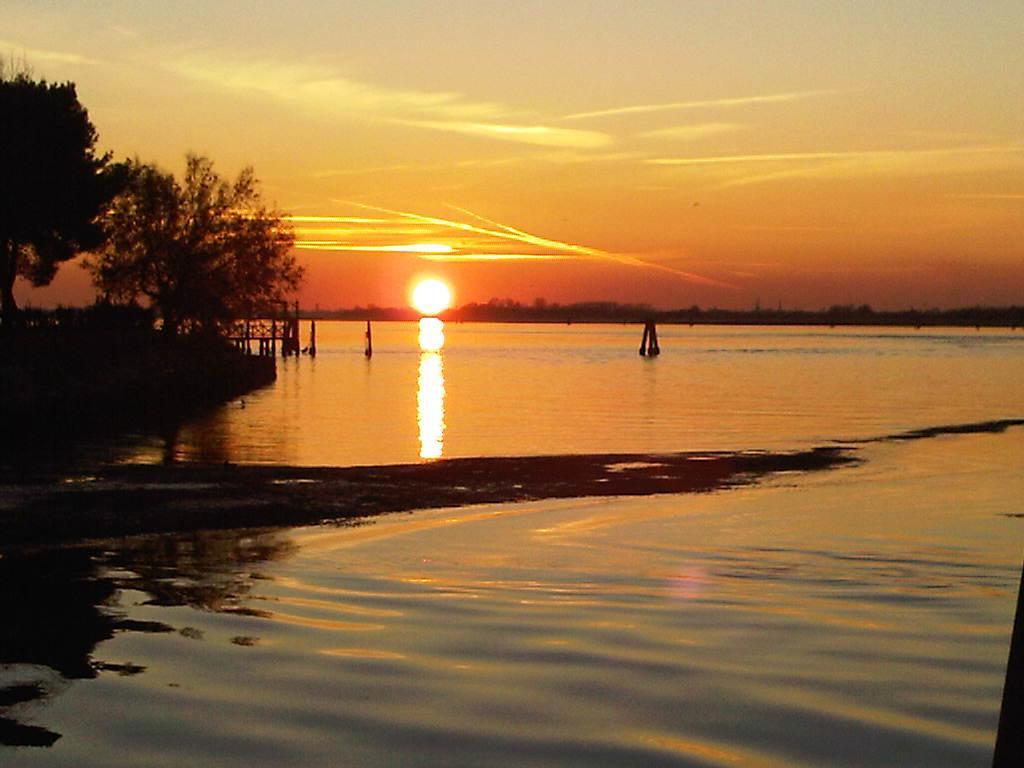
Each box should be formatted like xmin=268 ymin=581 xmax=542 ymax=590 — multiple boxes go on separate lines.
xmin=9 ymin=2 xmax=1024 ymax=310
xmin=411 ymin=278 xmax=453 ymax=316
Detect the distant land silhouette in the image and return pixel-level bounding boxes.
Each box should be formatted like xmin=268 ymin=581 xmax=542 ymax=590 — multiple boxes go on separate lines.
xmin=308 ymin=300 xmax=1024 ymax=328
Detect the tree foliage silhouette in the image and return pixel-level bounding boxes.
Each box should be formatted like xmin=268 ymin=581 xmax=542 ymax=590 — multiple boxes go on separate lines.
xmin=91 ymin=155 xmax=302 ymax=335
xmin=0 ymin=68 xmax=121 ymax=322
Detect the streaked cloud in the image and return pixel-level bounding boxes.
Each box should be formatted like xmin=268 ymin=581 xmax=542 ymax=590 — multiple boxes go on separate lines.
xmin=396 ymin=119 xmax=610 ymax=149
xmin=348 ymin=202 xmax=608 ymax=259
xmin=298 ymin=242 xmax=454 ymax=254
xmin=947 ymin=193 xmax=1024 ymax=200
xmin=647 ymin=143 xmax=1024 ymax=186
xmin=289 ymin=202 xmax=730 ymax=285
xmin=649 ymin=150 xmax=859 ymax=166
xmin=562 ymin=90 xmax=836 ymax=121
xmin=311 ymin=157 xmax=521 ymax=178
xmin=337 ymin=202 xmax=734 ymax=287
xmin=166 ymin=53 xmax=610 ymax=148
xmin=0 ymin=39 xmax=95 ymax=65
xmin=287 ymin=216 xmax=401 ymax=224
xmin=108 ymin=25 xmax=138 ymax=38
xmin=638 ymin=122 xmax=746 ymax=142
xmin=168 ymin=54 xmax=504 ymax=119
xmin=418 ymin=253 xmax=573 ymax=262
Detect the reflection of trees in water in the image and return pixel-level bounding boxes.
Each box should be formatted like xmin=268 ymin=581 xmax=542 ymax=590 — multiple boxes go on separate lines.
xmin=0 ymin=529 xmax=294 ymax=748
xmin=159 ymin=407 xmax=243 ymax=466
xmin=106 ymin=530 xmax=295 ymax=613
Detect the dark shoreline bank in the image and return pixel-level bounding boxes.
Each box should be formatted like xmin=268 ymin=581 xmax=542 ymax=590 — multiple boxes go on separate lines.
xmin=1 ymin=324 xmax=275 ymax=439
xmin=0 ymin=446 xmax=856 ymax=550
xmin=2 ymin=418 xmax=1022 ymax=552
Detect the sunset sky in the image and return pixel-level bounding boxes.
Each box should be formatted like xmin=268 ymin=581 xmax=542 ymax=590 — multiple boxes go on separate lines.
xmin=7 ymin=0 xmax=1024 ymax=310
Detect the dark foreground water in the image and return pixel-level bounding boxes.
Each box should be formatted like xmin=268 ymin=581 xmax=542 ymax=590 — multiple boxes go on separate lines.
xmin=2 ymin=426 xmax=1022 ymax=766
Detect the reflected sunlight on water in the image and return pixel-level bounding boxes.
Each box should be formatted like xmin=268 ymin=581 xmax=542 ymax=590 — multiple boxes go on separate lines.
xmin=418 ymin=353 xmax=445 ymax=460
xmin=417 ymin=318 xmax=446 ymax=459
xmin=130 ymin=323 xmax=1024 ymax=468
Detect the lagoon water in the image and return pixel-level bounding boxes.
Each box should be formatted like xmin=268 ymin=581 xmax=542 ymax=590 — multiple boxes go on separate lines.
xmin=135 ymin=322 xmax=1024 ymax=466
xmin=4 ymin=323 xmax=1024 ymax=766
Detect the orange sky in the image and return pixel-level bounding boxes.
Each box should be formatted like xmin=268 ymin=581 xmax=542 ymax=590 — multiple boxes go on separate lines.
xmin=7 ymin=1 xmax=1024 ymax=310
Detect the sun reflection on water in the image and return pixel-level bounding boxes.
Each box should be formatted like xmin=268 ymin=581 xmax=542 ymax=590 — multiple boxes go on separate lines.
xmin=417 ymin=317 xmax=445 ymax=353
xmin=418 ymin=318 xmax=446 ymax=459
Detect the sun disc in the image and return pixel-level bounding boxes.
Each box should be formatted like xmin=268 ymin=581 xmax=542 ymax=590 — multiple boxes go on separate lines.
xmin=411 ymin=278 xmax=452 ymax=316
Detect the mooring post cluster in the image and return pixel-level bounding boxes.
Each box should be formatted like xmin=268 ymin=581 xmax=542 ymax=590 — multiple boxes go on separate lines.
xmin=639 ymin=321 xmax=660 ymax=357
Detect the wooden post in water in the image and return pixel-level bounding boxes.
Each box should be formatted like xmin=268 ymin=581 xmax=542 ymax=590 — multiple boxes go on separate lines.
xmin=365 ymin=320 xmax=373 ymax=358
xmin=993 ymin=555 xmax=1024 ymax=766
xmin=639 ymin=321 xmax=660 ymax=356
xmin=290 ymin=301 xmax=301 ymax=356
xmin=309 ymin=319 xmax=317 ymax=357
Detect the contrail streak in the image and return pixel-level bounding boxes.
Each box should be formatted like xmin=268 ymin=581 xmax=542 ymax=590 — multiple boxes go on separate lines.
xmin=562 ymin=90 xmax=837 ymax=121
xmin=345 ymin=202 xmax=735 ymax=288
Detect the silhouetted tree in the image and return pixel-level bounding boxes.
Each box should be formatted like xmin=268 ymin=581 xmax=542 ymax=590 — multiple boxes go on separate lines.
xmin=91 ymin=155 xmax=302 ymax=335
xmin=0 ymin=67 xmax=121 ymax=323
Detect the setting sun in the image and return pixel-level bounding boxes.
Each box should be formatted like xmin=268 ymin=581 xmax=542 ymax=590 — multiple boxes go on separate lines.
xmin=410 ymin=278 xmax=453 ymax=317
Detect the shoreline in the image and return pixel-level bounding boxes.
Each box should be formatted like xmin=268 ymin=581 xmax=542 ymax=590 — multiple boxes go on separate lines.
xmin=1 ymin=326 xmax=275 ymax=439
xmin=2 ymin=417 xmax=1021 ymax=551
xmin=0 ymin=447 xmax=855 ymax=550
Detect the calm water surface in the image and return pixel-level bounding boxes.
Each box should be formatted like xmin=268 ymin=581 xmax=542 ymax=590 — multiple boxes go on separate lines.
xmin=3 ymin=324 xmax=1023 ymax=766
xmin=131 ymin=322 xmax=1024 ymax=466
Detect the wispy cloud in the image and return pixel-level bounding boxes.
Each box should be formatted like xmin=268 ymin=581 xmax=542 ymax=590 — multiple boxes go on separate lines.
xmin=947 ymin=192 xmax=1024 ymax=200
xmin=167 ymin=53 xmax=611 ymax=148
xmin=108 ymin=25 xmax=138 ymax=38
xmin=287 ymin=216 xmax=401 ymax=224
xmin=310 ymin=202 xmax=734 ymax=287
xmin=649 ymin=150 xmax=859 ymax=166
xmin=296 ymin=242 xmax=455 ymax=254
xmin=647 ymin=143 xmax=1024 ymax=186
xmin=419 ymin=253 xmax=572 ymax=262
xmin=168 ymin=54 xmax=503 ymax=118
xmin=396 ymin=119 xmax=610 ymax=149
xmin=0 ymin=39 xmax=95 ymax=65
xmin=562 ymin=90 xmax=836 ymax=121
xmin=347 ymin=202 xmax=607 ymax=259
xmin=638 ymin=122 xmax=746 ymax=142
xmin=311 ymin=157 xmax=521 ymax=179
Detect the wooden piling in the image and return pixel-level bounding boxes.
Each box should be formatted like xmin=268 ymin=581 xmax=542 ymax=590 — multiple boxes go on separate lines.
xmin=639 ymin=321 xmax=660 ymax=356
xmin=365 ymin=320 xmax=373 ymax=358
xmin=309 ymin=319 xmax=317 ymax=357
xmin=993 ymin=555 xmax=1024 ymax=766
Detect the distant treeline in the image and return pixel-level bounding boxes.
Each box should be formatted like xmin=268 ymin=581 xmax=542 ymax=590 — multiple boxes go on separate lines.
xmin=308 ymin=300 xmax=1024 ymax=328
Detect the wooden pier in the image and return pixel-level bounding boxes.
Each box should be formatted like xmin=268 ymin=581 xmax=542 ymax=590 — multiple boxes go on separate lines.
xmin=226 ymin=301 xmax=312 ymax=357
